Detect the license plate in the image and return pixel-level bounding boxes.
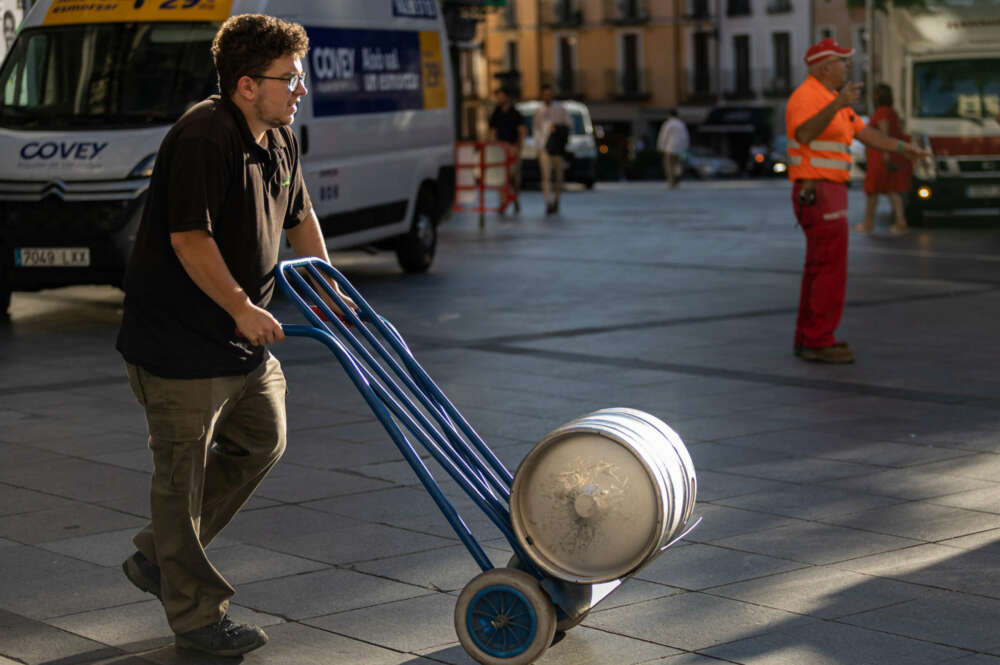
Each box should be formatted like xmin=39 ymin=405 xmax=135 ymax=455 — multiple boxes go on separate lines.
xmin=967 ymin=184 xmax=1000 ymax=199
xmin=15 ymin=247 xmax=91 ymax=267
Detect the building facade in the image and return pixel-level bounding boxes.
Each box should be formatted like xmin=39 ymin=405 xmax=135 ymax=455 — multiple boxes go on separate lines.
xmin=457 ymin=0 xmax=867 ymax=171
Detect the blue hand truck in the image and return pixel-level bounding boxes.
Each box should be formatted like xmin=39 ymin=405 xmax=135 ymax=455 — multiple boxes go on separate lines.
xmin=276 ymin=258 xmax=699 ymax=665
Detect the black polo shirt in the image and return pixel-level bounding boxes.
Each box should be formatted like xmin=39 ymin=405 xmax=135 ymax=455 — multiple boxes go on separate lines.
xmin=489 ymin=105 xmax=525 ymax=145
xmin=116 ymin=95 xmax=311 ymax=379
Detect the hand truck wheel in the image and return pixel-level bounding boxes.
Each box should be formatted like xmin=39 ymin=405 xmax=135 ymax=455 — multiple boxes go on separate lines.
xmin=455 ymin=568 xmax=557 ymax=665
xmin=507 ymin=555 xmax=589 ymax=633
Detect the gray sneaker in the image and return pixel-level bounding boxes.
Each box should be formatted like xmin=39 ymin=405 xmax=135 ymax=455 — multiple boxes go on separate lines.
xmin=176 ymin=615 xmax=268 ymax=657
xmin=122 ymin=551 xmax=161 ymax=599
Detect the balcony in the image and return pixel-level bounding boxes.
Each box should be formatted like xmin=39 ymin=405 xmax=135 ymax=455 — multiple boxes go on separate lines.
xmin=499 ymin=6 xmax=518 ymax=27
xmin=543 ymin=69 xmax=588 ymax=100
xmin=685 ymin=0 xmax=713 ymax=19
xmin=682 ymin=67 xmax=718 ymax=104
xmin=762 ymin=74 xmax=793 ymax=98
xmin=493 ymin=70 xmax=523 ymax=100
xmin=603 ymin=0 xmax=650 ymax=24
xmin=726 ymin=0 xmax=751 ymax=16
xmin=606 ymin=68 xmax=651 ymax=101
xmin=721 ymin=68 xmax=756 ymax=100
xmin=766 ymin=0 xmax=792 ymax=13
xmin=543 ymin=0 xmax=583 ymax=28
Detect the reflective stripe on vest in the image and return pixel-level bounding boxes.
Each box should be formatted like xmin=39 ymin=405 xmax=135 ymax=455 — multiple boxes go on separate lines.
xmin=789 ymin=138 xmax=850 ymax=153
xmin=811 ymin=157 xmax=850 ymax=170
xmin=787 ymin=138 xmax=852 ymax=181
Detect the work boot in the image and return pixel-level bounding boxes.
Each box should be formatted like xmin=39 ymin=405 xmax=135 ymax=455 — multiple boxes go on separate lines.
xmin=799 ymin=342 xmax=855 ymax=364
xmin=122 ymin=551 xmax=161 ymax=599
xmin=175 ymin=615 xmax=268 ymax=657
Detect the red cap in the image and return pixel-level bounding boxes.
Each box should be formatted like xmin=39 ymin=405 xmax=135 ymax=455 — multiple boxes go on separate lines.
xmin=804 ymin=37 xmax=854 ymax=66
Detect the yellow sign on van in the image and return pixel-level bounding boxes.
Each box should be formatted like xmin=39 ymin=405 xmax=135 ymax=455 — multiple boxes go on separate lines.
xmin=44 ymin=0 xmax=234 ymax=26
xmin=419 ymin=30 xmax=447 ymax=110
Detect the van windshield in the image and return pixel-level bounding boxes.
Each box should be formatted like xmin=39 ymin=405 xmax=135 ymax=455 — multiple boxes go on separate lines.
xmin=520 ymin=108 xmax=588 ymax=136
xmin=0 ymin=22 xmax=219 ymax=129
xmin=913 ymin=59 xmax=1000 ymax=120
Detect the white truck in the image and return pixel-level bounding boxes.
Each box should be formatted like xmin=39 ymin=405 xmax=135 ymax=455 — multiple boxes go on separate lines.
xmin=0 ymin=0 xmax=455 ymax=314
xmin=877 ymin=0 xmax=1000 ymax=224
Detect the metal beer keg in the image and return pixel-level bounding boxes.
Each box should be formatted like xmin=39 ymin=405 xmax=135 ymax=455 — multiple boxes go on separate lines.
xmin=509 ymin=408 xmax=697 ymax=584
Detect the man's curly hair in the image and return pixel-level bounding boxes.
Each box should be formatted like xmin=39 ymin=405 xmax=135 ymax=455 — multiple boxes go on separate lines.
xmin=211 ymin=14 xmax=309 ymax=98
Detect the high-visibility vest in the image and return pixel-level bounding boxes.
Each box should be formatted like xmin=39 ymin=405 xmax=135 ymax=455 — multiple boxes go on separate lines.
xmin=785 ymin=76 xmax=865 ymax=183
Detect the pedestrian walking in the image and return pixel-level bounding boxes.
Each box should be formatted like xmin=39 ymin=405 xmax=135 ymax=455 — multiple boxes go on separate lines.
xmin=786 ymin=37 xmax=928 ymax=364
xmin=854 ymin=83 xmax=913 ymax=236
xmin=488 ymin=87 xmax=526 ymax=214
xmin=533 ymin=83 xmax=570 ymax=214
xmin=657 ymin=109 xmax=690 ymax=188
xmin=115 ymin=14 xmax=355 ymax=657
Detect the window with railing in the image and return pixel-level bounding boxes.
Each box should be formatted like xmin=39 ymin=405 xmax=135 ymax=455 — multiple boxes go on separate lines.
xmin=546 ymin=0 xmax=583 ymax=27
xmin=683 ymin=31 xmax=715 ymax=102
xmin=766 ymin=0 xmax=792 ymax=13
xmin=765 ymin=32 xmax=791 ymax=97
xmin=501 ymin=0 xmax=518 ymax=26
xmin=604 ymin=0 xmax=650 ymax=23
xmin=726 ymin=0 xmax=751 ymax=16
xmin=686 ymin=0 xmax=711 ymax=18
xmin=727 ymin=35 xmax=754 ymax=99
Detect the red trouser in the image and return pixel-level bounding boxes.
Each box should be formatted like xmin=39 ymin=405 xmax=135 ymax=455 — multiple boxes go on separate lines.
xmin=792 ymin=180 xmax=848 ymax=349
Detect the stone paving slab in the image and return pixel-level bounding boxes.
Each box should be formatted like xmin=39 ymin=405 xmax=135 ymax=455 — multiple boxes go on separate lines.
xmin=708 ymin=564 xmax=935 ymax=619
xmin=701 ymin=617 xmax=969 ymax=665
xmin=839 ymin=589 xmax=1000 ymax=654
xmin=835 ymin=543 xmax=1000 ymax=599
xmin=712 ymin=518 xmax=924 ymax=565
xmin=234 ymin=567 xmax=430 ymax=620
xmin=823 ymin=501 xmax=1000 ymax=542
xmin=585 ymin=591 xmax=812 ymax=652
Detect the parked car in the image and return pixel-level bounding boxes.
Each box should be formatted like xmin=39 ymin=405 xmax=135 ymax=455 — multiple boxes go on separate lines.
xmin=684 ymin=146 xmax=741 ymax=179
xmin=517 ymin=100 xmax=598 ymax=188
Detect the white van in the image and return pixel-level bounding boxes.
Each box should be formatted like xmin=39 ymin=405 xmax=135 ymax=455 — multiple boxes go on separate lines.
xmin=516 ymin=99 xmax=597 ymax=189
xmin=0 ymin=0 xmax=455 ymax=314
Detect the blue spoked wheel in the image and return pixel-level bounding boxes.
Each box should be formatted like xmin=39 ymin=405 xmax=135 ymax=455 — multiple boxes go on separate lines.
xmin=455 ymin=568 xmax=556 ymax=665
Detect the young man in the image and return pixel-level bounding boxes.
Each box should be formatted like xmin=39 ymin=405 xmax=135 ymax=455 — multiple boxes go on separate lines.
xmin=786 ymin=37 xmax=927 ymax=364
xmin=488 ymin=87 xmax=526 ymax=213
xmin=656 ymin=109 xmax=689 ymax=188
xmin=116 ymin=14 xmax=354 ymax=656
xmin=533 ymin=83 xmax=570 ymax=214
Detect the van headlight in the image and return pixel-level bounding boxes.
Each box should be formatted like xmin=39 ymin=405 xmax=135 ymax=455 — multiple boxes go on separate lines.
xmin=911 ymin=134 xmax=936 ymax=181
xmin=129 ymin=153 xmax=157 ymax=179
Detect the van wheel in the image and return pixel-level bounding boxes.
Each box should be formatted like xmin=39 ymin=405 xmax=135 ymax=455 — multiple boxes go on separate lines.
xmin=582 ymin=178 xmax=595 ymax=190
xmin=396 ymin=187 xmax=437 ymax=273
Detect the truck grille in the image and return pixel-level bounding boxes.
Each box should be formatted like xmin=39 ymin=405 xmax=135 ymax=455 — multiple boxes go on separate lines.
xmin=1 ymin=197 xmax=138 ymax=242
xmin=958 ymin=159 xmax=1000 ymax=174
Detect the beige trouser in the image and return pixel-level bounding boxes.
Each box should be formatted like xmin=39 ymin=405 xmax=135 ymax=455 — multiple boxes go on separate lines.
xmin=126 ymin=355 xmax=287 ymax=634
xmin=663 ymin=153 xmax=682 ymax=187
xmin=539 ymin=151 xmax=564 ymax=205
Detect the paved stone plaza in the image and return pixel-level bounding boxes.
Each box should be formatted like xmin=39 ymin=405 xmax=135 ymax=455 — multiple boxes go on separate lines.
xmin=1 ymin=180 xmax=999 ymax=664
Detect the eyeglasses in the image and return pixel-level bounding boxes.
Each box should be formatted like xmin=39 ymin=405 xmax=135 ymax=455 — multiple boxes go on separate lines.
xmin=252 ymin=72 xmax=306 ymax=92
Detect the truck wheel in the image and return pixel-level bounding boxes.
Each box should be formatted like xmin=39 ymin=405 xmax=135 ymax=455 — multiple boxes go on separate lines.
xmin=396 ymin=187 xmax=437 ymax=273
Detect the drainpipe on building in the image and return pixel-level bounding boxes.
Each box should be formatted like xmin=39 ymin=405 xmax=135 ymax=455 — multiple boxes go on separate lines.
xmin=536 ymin=0 xmax=543 ymax=99
xmin=865 ymin=0 xmax=873 ymax=115
xmin=715 ymin=0 xmax=722 ymax=105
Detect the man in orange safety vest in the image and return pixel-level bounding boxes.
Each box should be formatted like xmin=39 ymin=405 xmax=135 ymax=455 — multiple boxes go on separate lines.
xmin=787 ymin=37 xmax=928 ymax=364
